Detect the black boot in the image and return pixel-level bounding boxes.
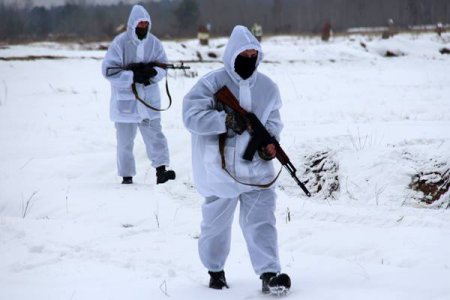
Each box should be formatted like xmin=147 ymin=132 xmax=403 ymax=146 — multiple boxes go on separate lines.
xmin=208 ymin=270 xmax=229 ymax=289
xmin=122 ymin=176 xmax=133 ymax=184
xmin=260 ymin=272 xmax=291 ymax=295
xmin=156 ymin=166 xmax=176 ymax=184
xmin=260 ymin=272 xmax=277 ymax=294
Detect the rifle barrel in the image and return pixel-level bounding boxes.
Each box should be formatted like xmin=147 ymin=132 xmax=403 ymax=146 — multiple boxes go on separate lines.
xmin=215 ymin=85 xmax=311 ymax=197
xmin=284 ymin=165 xmax=311 ymax=197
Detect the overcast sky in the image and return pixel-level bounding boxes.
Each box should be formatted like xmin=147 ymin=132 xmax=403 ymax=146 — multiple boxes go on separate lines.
xmin=3 ymin=0 xmax=142 ymax=7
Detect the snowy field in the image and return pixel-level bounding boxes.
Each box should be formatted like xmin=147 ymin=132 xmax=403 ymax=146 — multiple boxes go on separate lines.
xmin=0 ymin=33 xmax=449 ymax=300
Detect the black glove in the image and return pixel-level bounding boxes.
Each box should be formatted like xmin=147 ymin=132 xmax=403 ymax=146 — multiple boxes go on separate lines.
xmin=140 ymin=64 xmax=157 ymax=78
xmin=133 ymin=71 xmax=151 ymax=85
xmin=129 ymin=63 xmax=157 ymax=85
xmin=225 ymin=111 xmax=246 ymax=134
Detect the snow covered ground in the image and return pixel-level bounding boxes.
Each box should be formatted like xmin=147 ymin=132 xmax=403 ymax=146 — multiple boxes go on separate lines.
xmin=0 ymin=33 xmax=449 ymax=300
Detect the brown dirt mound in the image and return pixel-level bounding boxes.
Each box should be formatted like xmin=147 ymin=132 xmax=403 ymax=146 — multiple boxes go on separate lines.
xmin=409 ymin=166 xmax=450 ymax=208
xmin=302 ymin=151 xmax=339 ymax=198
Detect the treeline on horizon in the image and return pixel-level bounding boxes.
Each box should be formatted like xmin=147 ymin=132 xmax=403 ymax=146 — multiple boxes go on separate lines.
xmin=0 ymin=0 xmax=449 ymax=42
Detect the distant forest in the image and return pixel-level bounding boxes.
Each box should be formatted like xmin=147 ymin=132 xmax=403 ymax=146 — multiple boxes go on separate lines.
xmin=0 ymin=0 xmax=449 ymax=42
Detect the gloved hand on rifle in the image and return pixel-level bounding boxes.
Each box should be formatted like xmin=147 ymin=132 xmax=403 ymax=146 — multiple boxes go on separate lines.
xmin=258 ymin=143 xmax=276 ymax=161
xmin=128 ymin=63 xmax=157 ymax=86
xmin=225 ymin=111 xmax=246 ymax=134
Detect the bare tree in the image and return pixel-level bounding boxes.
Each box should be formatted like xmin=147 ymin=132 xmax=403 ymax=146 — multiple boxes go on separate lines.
xmin=0 ymin=0 xmax=449 ymax=42
xmin=174 ymin=0 xmax=200 ymax=37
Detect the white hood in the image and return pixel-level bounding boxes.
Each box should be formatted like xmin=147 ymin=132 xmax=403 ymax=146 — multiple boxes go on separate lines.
xmin=222 ymin=25 xmax=263 ymax=84
xmin=127 ymin=5 xmax=152 ymax=43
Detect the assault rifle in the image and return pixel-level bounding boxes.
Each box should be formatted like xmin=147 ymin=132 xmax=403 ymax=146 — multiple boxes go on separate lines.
xmin=107 ymin=61 xmax=190 ymax=77
xmin=125 ymin=61 xmax=190 ymax=77
xmin=106 ymin=61 xmax=190 ymax=111
xmin=215 ymin=86 xmax=311 ymax=197
xmin=106 ymin=61 xmax=190 ymax=80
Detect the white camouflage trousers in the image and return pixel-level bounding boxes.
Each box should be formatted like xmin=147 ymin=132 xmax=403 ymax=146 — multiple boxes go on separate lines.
xmin=115 ymin=119 xmax=170 ymax=177
xmin=199 ymin=188 xmax=281 ymax=275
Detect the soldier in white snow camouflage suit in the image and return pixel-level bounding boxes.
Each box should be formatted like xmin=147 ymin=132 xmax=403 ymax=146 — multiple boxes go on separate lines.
xmin=102 ymin=5 xmax=175 ymax=185
xmin=183 ymin=25 xmax=290 ymax=293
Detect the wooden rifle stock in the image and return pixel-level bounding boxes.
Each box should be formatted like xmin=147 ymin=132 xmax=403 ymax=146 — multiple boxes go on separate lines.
xmin=214 ymin=86 xmax=311 ymax=197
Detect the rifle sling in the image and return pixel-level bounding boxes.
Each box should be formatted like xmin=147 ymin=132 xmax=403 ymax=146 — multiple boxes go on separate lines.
xmin=219 ymin=133 xmax=282 ymax=188
xmin=131 ymin=75 xmax=172 ymax=112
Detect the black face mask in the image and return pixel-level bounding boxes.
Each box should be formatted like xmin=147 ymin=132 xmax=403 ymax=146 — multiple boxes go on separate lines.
xmin=234 ymin=54 xmax=257 ymax=80
xmin=135 ymin=27 xmax=148 ymax=40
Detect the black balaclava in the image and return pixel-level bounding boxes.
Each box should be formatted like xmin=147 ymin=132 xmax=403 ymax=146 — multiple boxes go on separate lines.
xmin=234 ymin=54 xmax=257 ymax=80
xmin=135 ymin=26 xmax=148 ymax=40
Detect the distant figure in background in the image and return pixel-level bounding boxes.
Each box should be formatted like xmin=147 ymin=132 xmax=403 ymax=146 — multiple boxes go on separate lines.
xmin=251 ymin=23 xmax=263 ymax=42
xmin=388 ymin=18 xmax=396 ymax=36
xmin=101 ymin=4 xmax=175 ymax=185
xmin=183 ymin=25 xmax=290 ymax=294
xmin=198 ymin=25 xmax=210 ymax=46
xmin=382 ymin=18 xmax=396 ymax=39
xmin=436 ymin=22 xmax=443 ymax=37
xmin=321 ymin=20 xmax=332 ymax=41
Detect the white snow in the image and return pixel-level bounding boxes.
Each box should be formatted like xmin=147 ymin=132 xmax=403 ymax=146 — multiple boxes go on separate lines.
xmin=1 ymin=32 xmax=450 ymax=300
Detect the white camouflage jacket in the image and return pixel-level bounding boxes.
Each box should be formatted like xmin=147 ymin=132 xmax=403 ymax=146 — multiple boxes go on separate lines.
xmin=101 ymin=5 xmax=168 ymax=122
xmin=183 ymin=25 xmax=284 ymax=198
